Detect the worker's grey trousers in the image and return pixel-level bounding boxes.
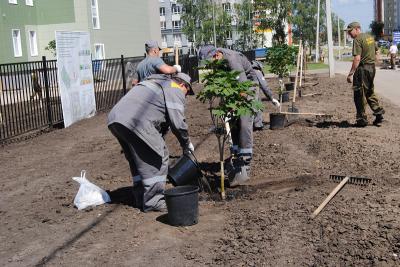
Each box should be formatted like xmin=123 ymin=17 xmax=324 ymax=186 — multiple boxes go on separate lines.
xmin=108 ymin=123 xmax=168 ymax=212
xmin=230 ymin=115 xmax=253 ymax=160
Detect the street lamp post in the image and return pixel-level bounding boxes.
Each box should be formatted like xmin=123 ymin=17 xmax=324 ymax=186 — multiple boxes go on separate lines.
xmin=212 ymin=1 xmax=217 ymax=47
xmin=326 ymin=0 xmax=335 ymax=78
xmin=315 ymin=0 xmax=320 ymax=63
xmin=338 ymin=16 xmax=341 ymax=60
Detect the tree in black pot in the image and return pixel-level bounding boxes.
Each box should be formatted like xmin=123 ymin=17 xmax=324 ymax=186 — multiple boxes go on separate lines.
xmin=266 ymin=44 xmax=298 ymax=102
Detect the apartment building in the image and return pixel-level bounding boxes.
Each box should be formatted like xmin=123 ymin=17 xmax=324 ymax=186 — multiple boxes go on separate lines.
xmin=382 ymin=0 xmax=400 ymax=36
xmin=158 ymin=0 xmax=189 ymax=54
xmin=0 ymin=0 xmax=160 ymax=63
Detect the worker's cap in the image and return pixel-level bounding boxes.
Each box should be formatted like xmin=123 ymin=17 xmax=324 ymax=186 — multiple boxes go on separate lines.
xmin=344 ymin=22 xmax=361 ymax=32
xmin=198 ymin=45 xmax=217 ymax=60
xmin=145 ymin=40 xmax=161 ymax=50
xmin=251 ymin=60 xmax=264 ymax=71
xmin=172 ymin=73 xmax=194 ymax=95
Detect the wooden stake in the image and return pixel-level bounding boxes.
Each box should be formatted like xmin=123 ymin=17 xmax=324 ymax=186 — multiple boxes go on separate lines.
xmin=293 ymin=40 xmax=302 ymax=103
xmin=299 ymin=45 xmax=304 ymax=88
xmin=175 ymin=46 xmax=179 ymax=65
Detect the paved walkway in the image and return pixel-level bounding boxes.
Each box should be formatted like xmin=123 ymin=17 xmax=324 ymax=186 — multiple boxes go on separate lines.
xmin=335 ymin=61 xmax=400 ymax=107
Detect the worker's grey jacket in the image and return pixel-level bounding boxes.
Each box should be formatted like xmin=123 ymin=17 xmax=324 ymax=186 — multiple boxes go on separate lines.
xmin=255 ymin=69 xmax=273 ymax=100
xmin=107 ymin=74 xmax=189 ymax=157
xmin=217 ymin=48 xmax=258 ymax=83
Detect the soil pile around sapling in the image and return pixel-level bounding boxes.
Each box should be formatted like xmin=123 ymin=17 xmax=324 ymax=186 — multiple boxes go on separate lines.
xmin=0 ymin=74 xmax=400 ymax=266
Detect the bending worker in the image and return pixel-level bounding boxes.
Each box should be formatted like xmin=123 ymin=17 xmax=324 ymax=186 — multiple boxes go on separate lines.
xmin=108 ymin=73 xmax=194 ymax=212
xmin=200 ymin=46 xmax=258 ymax=186
xmin=251 ymin=60 xmax=280 ymax=130
xmin=132 ymin=40 xmax=181 ymax=86
xmin=345 ymin=22 xmax=385 ymax=127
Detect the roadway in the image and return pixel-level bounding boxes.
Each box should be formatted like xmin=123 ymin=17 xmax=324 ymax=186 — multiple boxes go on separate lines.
xmin=334 ymin=60 xmax=400 ymax=107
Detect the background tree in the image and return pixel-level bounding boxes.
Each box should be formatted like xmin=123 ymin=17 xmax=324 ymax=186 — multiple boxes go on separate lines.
xmin=291 ymin=0 xmax=318 ymax=48
xmin=370 ymin=20 xmax=384 ymax=41
xmin=179 ymin=0 xmax=232 ymax=49
xmin=45 ymin=40 xmax=56 ymax=56
xmin=233 ymin=0 xmax=254 ymax=51
xmin=253 ymin=0 xmax=292 ymax=45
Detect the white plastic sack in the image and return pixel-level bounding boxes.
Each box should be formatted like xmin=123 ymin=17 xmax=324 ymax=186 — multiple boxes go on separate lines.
xmin=72 ymin=170 xmax=111 ymax=210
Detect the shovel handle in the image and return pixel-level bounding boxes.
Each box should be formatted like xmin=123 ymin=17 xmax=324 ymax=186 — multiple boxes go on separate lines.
xmin=311 ymin=176 xmax=349 ymax=219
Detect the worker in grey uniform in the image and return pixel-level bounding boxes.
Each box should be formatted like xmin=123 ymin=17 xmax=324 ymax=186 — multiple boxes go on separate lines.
xmin=251 ymin=60 xmax=280 ymax=130
xmin=131 ymin=40 xmax=181 ymax=87
xmin=108 ymin=73 xmax=194 ymax=212
xmin=200 ymin=46 xmax=258 ymax=186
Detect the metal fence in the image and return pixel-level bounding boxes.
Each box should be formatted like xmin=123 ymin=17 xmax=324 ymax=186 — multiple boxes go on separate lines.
xmin=0 ymin=54 xmax=200 ymax=141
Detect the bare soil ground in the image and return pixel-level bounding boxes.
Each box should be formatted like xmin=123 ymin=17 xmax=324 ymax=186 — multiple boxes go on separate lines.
xmin=1 ymin=74 xmax=400 ymax=266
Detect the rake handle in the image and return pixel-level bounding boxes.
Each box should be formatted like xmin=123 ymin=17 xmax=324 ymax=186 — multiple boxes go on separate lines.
xmin=311 ymin=176 xmax=349 ymax=219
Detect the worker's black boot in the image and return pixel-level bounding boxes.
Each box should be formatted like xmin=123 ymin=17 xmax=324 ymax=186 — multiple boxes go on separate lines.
xmin=355 ymin=118 xmax=368 ymax=127
xmin=229 ymin=155 xmax=251 ymax=187
xmin=373 ymin=114 xmax=384 ymax=126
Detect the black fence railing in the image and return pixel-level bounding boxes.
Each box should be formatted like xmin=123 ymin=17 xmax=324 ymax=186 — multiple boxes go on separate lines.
xmin=0 ymin=54 xmax=200 ymax=141
xmin=242 ymin=50 xmax=256 ymax=62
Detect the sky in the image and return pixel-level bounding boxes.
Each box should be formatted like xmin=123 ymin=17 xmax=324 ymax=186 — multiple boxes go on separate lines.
xmin=331 ymin=0 xmax=373 ymax=31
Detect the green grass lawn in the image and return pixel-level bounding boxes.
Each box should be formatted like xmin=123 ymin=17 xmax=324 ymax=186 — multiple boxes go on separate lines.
xmin=306 ymin=62 xmax=328 ymax=70
xmin=262 ymin=62 xmax=328 ymax=74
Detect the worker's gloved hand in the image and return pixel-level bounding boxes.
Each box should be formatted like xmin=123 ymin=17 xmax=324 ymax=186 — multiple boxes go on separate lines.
xmin=272 ymin=98 xmax=281 ymax=107
xmin=173 ymin=64 xmax=182 ymax=73
xmin=188 ymin=142 xmax=195 ymax=152
xmin=182 ymin=142 xmax=194 ymax=155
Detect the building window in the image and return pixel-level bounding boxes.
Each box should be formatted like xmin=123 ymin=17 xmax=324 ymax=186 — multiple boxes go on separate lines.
xmin=222 ymin=3 xmax=231 ymax=12
xmin=94 ymin=44 xmax=105 ymax=60
xmin=25 ymin=0 xmax=33 ymax=6
xmin=173 ymin=34 xmax=181 ymax=43
xmin=160 ymin=7 xmax=165 ymax=16
xmin=160 ymin=21 xmax=166 ymax=30
xmin=162 ymin=35 xmax=167 ymax=43
xmin=12 ymin=29 xmax=22 ymax=57
xmin=172 ymin=5 xmax=181 ymax=14
xmin=227 ymin=31 xmax=232 ymax=40
xmin=9 ymin=0 xmax=17 ymax=4
xmin=29 ymin=30 xmax=38 ymax=56
xmin=172 ymin=20 xmax=182 ymax=29
xmin=91 ymin=0 xmax=101 ymax=29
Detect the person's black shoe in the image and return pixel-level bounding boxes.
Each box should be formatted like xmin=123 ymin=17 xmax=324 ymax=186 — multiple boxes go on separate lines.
xmin=373 ymin=114 xmax=384 ymax=126
xmin=355 ymin=119 xmax=368 ymax=127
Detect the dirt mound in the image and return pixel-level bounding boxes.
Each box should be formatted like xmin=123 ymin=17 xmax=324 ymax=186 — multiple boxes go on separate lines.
xmin=1 ymin=75 xmax=400 ymax=266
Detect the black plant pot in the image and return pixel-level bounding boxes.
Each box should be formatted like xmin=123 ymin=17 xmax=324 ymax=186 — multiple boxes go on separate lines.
xmin=269 ymin=113 xmax=286 ymax=130
xmin=285 ymin=82 xmax=294 ymax=91
xmin=279 ymin=91 xmax=290 ymax=102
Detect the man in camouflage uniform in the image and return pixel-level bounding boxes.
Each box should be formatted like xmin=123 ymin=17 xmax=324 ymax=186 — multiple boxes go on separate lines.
xmin=345 ymin=22 xmax=385 ymax=127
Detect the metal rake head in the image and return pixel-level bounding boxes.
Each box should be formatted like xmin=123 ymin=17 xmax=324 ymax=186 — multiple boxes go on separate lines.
xmin=330 ymin=175 xmax=372 ymax=186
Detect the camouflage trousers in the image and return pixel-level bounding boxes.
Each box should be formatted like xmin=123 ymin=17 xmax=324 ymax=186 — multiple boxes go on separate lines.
xmin=352 ymin=64 xmax=384 ymax=121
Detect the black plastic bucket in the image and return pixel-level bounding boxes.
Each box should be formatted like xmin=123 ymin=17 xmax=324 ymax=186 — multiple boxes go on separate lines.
xmin=165 ymin=185 xmax=199 ymax=226
xmin=168 ymin=152 xmax=202 ymax=186
xmin=270 ymin=113 xmax=286 ymax=130
xmin=279 ymin=91 xmax=290 ymax=102
xmin=285 ymin=82 xmax=294 ymax=91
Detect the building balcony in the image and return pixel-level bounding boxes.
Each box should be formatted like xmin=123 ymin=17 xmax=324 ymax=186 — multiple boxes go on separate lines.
xmin=172 ymin=14 xmax=181 ymax=21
